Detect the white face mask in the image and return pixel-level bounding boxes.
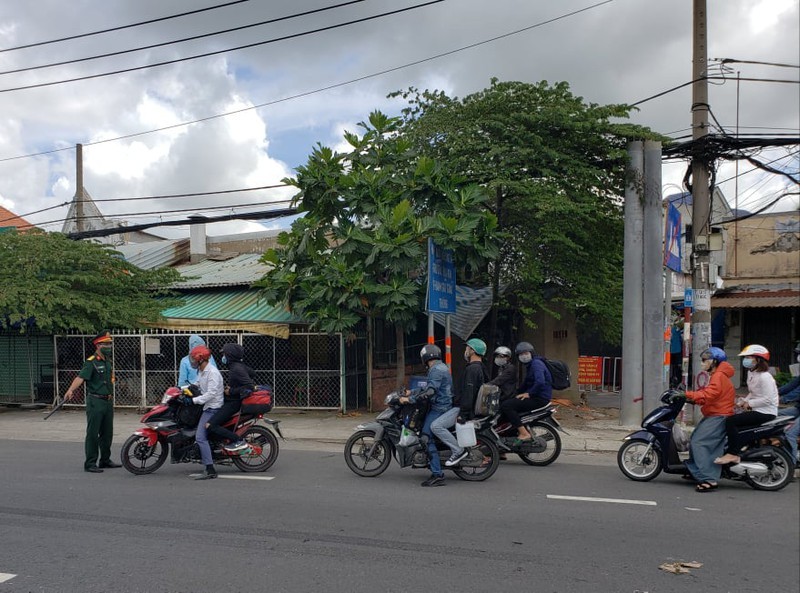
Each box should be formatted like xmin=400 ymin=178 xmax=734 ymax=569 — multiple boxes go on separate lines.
xmin=519 ymin=353 xmax=532 ymax=364
xmin=494 ymin=357 xmax=508 ymax=367
xmin=742 ymin=357 xmax=756 ymax=369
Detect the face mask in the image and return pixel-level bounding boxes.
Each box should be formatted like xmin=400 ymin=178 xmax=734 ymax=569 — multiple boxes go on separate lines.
xmin=222 ymin=356 xmax=228 ymax=365
xmin=519 ymin=353 xmax=532 ymax=364
xmin=100 ymin=346 xmax=112 ymax=358
xmin=742 ymin=357 xmax=755 ymax=369
xmin=494 ymin=357 xmax=508 ymax=367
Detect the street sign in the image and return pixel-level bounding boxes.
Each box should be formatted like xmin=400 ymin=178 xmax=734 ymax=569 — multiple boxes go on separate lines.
xmin=684 ymin=288 xmax=693 ymax=309
xmin=427 ymin=238 xmax=456 ymax=313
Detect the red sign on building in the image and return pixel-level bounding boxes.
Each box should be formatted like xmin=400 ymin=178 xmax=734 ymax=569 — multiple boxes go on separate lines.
xmin=578 ymin=356 xmax=603 ymax=384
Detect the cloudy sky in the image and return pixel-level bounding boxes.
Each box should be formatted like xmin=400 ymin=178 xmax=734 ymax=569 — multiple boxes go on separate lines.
xmin=0 ymin=0 xmax=797 ymax=239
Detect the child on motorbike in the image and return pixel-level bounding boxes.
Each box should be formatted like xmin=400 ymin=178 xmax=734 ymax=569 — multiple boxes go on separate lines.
xmin=399 ymin=344 xmax=453 ymax=487
xmin=715 ymin=345 xmax=778 ymax=466
xmin=683 ymin=347 xmax=735 ymax=492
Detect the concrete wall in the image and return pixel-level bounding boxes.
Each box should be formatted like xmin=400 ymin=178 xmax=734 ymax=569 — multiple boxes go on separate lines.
xmin=722 ymin=212 xmax=800 ymax=280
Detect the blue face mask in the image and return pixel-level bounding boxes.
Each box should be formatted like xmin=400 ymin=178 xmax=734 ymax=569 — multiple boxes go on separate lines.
xmin=742 ymin=357 xmax=755 ymax=369
xmin=221 ymin=356 xmax=228 ymax=365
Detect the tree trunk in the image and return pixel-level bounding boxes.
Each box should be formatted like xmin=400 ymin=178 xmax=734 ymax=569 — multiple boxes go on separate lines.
xmin=395 ymin=323 xmax=406 ymax=390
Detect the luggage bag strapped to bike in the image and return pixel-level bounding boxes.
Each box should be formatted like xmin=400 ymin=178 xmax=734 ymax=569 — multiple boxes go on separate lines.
xmin=241 ymin=385 xmax=273 ymax=414
xmin=542 ymin=358 xmax=571 ymax=390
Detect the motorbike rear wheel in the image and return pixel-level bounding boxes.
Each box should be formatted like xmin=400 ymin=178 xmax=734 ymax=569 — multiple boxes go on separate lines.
xmin=617 ymin=438 xmax=663 ymax=481
xmin=344 ymin=430 xmax=391 ymax=477
xmin=743 ymin=446 xmax=794 ymax=491
xmin=232 ymin=425 xmax=279 ymax=472
xmin=452 ymin=435 xmax=500 ymax=481
xmin=121 ymin=434 xmax=169 ymax=475
xmin=518 ymin=421 xmax=562 ymax=466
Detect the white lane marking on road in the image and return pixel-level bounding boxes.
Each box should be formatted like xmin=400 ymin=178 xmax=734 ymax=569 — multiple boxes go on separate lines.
xmin=218 ymin=475 xmax=275 ymax=481
xmin=685 ymin=507 xmax=702 ymax=511
xmin=0 ymin=573 xmax=16 ymax=583
xmin=547 ymin=495 xmax=657 ymax=506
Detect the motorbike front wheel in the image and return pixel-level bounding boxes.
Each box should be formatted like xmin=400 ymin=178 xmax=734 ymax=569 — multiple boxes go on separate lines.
xmin=344 ymin=430 xmax=392 ymax=477
xmin=452 ymin=435 xmax=500 ymax=482
xmin=232 ymin=425 xmax=279 ymax=472
xmin=518 ymin=421 xmax=562 ymax=466
xmin=121 ymin=434 xmax=169 ymax=475
xmin=744 ymin=446 xmax=794 ymax=492
xmin=617 ymin=438 xmax=663 ymax=481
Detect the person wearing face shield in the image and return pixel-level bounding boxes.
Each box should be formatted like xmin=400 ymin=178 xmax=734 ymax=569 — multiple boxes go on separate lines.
xmin=63 ymin=331 xmax=121 ymax=473
xmin=499 ymin=342 xmax=552 ymax=445
xmin=178 ymin=334 xmax=217 ymax=387
xmin=682 ymin=347 xmax=735 ymax=492
xmin=714 ymin=345 xmax=778 ymax=466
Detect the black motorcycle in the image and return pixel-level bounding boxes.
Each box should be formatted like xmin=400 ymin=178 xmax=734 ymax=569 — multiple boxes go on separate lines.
xmin=344 ymin=391 xmax=501 ymax=481
xmin=618 ymin=390 xmax=795 ymax=491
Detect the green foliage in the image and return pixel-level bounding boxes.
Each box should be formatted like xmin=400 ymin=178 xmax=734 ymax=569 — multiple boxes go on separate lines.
xmin=256 ymin=110 xmax=499 ymax=335
xmin=394 ymin=79 xmax=660 ymax=343
xmin=0 ymin=230 xmax=183 ymax=333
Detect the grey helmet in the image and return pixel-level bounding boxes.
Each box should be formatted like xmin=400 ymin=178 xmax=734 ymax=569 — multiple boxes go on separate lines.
xmin=494 ymin=346 xmax=512 ymax=358
xmin=420 ymin=344 xmax=442 ymax=365
xmin=515 ymin=341 xmax=535 ymax=355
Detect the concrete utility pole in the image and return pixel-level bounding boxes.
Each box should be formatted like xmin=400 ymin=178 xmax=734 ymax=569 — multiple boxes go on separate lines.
xmin=690 ymin=0 xmax=713 ymax=396
xmin=75 ymin=143 xmax=85 ymax=234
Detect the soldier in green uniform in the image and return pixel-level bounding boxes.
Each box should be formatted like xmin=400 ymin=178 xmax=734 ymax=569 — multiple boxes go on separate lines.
xmin=64 ymin=331 xmax=121 ymax=473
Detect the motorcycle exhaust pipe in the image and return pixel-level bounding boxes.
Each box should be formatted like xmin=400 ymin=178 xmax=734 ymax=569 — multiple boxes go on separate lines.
xmin=729 ymin=462 xmax=769 ymax=477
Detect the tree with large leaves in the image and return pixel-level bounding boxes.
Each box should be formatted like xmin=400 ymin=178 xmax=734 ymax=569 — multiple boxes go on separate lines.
xmin=257 ymin=111 xmax=498 ymax=386
xmin=0 ymin=230 xmax=183 ymax=333
xmin=394 ymin=79 xmax=662 ymax=345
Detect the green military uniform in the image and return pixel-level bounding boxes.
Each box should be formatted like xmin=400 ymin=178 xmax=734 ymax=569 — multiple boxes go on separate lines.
xmin=79 ymin=354 xmax=114 ymax=470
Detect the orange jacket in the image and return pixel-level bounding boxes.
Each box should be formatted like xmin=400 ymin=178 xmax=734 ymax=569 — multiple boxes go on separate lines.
xmin=685 ymin=360 xmax=735 ymax=417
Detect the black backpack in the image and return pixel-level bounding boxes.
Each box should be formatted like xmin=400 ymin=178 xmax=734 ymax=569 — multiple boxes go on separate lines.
xmin=542 ymin=358 xmax=571 ymax=391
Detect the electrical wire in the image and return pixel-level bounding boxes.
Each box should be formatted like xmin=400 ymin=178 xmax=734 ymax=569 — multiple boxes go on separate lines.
xmin=0 ymin=0 xmax=616 ymax=163
xmin=0 ymin=0 xmax=446 ymax=94
xmin=0 ymin=0 xmax=368 ymax=76
xmin=0 ymin=0 xmax=253 ymax=53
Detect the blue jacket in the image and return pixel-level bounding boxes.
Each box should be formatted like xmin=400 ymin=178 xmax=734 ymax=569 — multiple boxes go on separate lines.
xmin=410 ymin=361 xmax=453 ymax=413
xmin=519 ymin=356 xmax=553 ymax=402
xmin=779 ymin=376 xmax=800 ymax=405
xmin=178 ymin=334 xmax=217 ymax=386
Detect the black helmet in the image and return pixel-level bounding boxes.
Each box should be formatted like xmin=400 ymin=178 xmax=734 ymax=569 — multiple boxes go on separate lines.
xmin=420 ymin=344 xmax=442 ymax=365
xmin=515 ymin=341 xmax=535 ymax=355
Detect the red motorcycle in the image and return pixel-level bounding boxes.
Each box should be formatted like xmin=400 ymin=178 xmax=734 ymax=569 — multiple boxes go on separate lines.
xmin=120 ymin=386 xmax=282 ymax=475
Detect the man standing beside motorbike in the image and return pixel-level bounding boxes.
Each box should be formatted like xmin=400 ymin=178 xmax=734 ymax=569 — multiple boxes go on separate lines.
xmin=183 ymin=345 xmax=225 ymax=480
xmin=399 ymin=344 xmax=453 ymax=487
xmin=432 ymin=338 xmax=488 ymax=468
xmin=682 ymin=347 xmax=735 ymax=492
xmin=499 ymin=342 xmax=552 ymax=445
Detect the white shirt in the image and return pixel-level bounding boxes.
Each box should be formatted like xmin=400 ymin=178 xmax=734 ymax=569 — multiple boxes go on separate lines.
xmin=744 ymin=371 xmax=779 ymax=416
xmin=193 ymin=365 xmax=224 ymax=410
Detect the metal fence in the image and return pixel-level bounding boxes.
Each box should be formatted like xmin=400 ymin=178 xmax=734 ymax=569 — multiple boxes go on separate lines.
xmin=52 ymin=329 xmax=366 ymax=411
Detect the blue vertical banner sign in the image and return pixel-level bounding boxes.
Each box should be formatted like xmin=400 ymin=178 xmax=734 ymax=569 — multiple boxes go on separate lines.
xmin=664 ymin=203 xmax=682 ymax=272
xmin=427 ymin=238 xmax=456 ymax=313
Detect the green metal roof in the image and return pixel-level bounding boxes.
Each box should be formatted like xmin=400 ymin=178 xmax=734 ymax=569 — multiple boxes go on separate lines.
xmin=161 ymin=290 xmax=301 ymax=323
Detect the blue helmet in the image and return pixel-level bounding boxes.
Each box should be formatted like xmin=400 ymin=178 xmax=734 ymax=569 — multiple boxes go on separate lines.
xmin=701 ymin=347 xmax=727 ymax=364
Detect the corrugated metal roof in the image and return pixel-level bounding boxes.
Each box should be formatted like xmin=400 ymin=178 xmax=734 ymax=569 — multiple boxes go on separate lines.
xmin=160 ymin=289 xmax=301 ymax=323
xmin=115 ymin=239 xmax=189 ymax=270
xmin=175 ymin=253 xmax=269 ymax=288
xmin=711 ymin=290 xmax=800 ymax=308
xmin=432 ymin=284 xmax=498 ymax=340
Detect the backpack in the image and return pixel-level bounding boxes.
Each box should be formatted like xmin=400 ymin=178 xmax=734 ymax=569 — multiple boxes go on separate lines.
xmin=542 ymin=358 xmax=571 ymax=391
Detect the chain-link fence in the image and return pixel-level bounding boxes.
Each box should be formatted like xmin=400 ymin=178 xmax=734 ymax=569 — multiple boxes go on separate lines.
xmin=51 ymin=329 xmax=365 ymax=410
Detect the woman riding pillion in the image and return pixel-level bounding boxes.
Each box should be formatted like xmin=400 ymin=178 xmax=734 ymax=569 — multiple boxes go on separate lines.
xmin=399 ymin=344 xmax=453 ymax=487
xmin=683 ymin=347 xmax=735 ymax=492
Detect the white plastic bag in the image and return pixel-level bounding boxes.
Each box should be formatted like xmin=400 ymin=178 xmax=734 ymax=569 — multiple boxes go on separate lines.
xmin=399 ymin=425 xmax=418 ymax=446
xmin=672 ymin=421 xmax=690 ymax=452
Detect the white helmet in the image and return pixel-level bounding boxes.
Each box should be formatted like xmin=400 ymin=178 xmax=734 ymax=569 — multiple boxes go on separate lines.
xmin=738 ymin=344 xmax=770 ymax=361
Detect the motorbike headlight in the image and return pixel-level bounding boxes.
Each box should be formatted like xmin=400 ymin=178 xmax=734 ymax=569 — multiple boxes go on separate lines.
xmin=384 ymin=391 xmax=400 ymax=405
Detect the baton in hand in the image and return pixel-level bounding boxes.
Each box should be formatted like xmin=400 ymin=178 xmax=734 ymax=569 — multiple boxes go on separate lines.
xmin=43 ymin=396 xmax=67 ymax=421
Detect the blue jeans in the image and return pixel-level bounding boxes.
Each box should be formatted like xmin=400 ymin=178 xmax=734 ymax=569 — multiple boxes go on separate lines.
xmin=422 ymin=409 xmax=445 ymax=477
xmin=431 ymin=407 xmax=461 ymax=456
xmin=779 ymin=407 xmax=800 ymax=464
xmin=196 ymin=408 xmax=219 ymax=466
xmin=685 ymin=415 xmax=726 ymax=483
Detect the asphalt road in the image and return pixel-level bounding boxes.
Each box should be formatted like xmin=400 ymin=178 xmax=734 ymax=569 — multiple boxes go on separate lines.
xmin=0 ymin=439 xmax=798 ymax=593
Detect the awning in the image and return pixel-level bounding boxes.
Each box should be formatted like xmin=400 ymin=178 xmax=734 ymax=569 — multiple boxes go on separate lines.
xmin=147 ymin=318 xmax=290 ymax=339
xmin=432 ymin=284 xmax=501 ymax=340
xmin=711 ymin=290 xmax=800 ymax=308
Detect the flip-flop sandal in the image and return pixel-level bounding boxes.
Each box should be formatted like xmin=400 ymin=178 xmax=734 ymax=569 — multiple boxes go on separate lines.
xmin=512 ymin=438 xmax=533 ymax=447
xmin=695 ymin=482 xmax=718 ymax=493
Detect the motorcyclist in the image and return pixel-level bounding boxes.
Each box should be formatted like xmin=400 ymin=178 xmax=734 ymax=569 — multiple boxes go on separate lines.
xmin=207 ymin=343 xmax=254 ymax=453
xmin=433 ymin=338 xmax=488 ymax=468
xmin=715 ymin=345 xmax=778 ymax=466
xmin=399 ymin=344 xmax=453 ymax=487
xmin=778 ymin=342 xmax=800 ymax=405
xmin=682 ymin=347 xmax=735 ymax=492
xmin=499 ymin=341 xmax=552 ymax=445
xmin=178 ymin=335 xmax=217 ymax=386
xmin=777 ymin=342 xmax=800 ymax=466
xmin=486 ymin=346 xmax=517 ymax=402
xmin=182 ymin=345 xmax=224 ymax=480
